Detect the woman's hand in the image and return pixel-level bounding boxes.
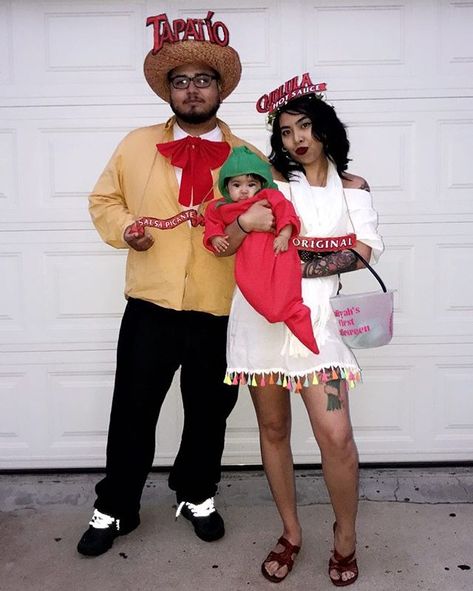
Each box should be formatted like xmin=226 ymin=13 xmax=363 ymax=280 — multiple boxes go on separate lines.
xmin=238 ymin=199 xmax=275 ymax=233
xmin=216 ymin=199 xmax=275 ymax=257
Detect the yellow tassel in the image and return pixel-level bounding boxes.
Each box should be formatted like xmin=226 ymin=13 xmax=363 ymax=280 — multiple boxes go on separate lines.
xmin=223 ymin=373 xmax=232 ymax=385
xmin=282 ymin=375 xmax=288 ymax=388
xmin=312 ymin=372 xmax=319 ymax=385
xmin=251 ymin=374 xmax=257 ymax=387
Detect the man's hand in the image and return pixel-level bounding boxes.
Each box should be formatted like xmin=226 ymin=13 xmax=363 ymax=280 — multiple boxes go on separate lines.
xmin=124 ymin=222 xmax=154 ymax=251
xmin=239 ymin=199 xmax=275 ymax=233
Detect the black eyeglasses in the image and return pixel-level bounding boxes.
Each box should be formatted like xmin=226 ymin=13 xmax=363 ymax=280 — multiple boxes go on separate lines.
xmin=169 ymin=74 xmax=218 ymax=90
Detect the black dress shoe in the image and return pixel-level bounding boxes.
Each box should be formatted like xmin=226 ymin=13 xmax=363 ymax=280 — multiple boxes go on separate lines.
xmin=176 ymin=497 xmax=224 ymax=542
xmin=77 ymin=509 xmax=140 ymax=556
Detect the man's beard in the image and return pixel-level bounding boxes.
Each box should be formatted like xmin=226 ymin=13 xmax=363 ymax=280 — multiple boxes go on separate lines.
xmin=170 ymin=98 xmax=221 ymax=124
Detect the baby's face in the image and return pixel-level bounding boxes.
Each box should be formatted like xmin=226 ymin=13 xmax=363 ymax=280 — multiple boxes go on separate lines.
xmin=227 ymin=175 xmax=262 ymax=202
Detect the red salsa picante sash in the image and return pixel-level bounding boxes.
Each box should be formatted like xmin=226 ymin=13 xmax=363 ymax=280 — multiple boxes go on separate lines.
xmin=292 ymin=233 xmax=356 ymax=253
xmin=128 ymin=210 xmax=205 ymax=235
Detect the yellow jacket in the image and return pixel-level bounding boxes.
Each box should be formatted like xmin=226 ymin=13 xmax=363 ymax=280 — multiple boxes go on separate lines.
xmin=89 ymin=116 xmax=263 ymax=316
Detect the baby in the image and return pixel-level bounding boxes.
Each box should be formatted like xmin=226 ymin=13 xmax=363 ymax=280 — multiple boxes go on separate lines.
xmin=210 ymin=168 xmax=293 ymax=256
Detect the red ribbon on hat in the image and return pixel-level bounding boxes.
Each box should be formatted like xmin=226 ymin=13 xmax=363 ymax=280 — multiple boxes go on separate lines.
xmin=157 ymin=136 xmax=230 ymax=206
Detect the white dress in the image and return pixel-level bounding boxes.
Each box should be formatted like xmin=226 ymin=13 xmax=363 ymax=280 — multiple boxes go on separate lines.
xmin=225 ymin=162 xmax=384 ymax=390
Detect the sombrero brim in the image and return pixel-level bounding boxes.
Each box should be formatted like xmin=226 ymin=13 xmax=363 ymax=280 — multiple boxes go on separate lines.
xmin=144 ymin=40 xmax=242 ymax=102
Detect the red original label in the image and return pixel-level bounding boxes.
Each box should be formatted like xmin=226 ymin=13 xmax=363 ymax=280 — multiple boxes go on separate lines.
xmin=292 ymin=233 xmax=356 ymax=252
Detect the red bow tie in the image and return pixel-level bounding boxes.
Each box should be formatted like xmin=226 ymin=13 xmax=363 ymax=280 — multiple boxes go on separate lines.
xmin=157 ymin=136 xmax=230 ymax=207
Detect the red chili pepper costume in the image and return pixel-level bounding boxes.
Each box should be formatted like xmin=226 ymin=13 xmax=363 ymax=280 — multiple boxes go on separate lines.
xmin=204 ymin=188 xmax=319 ymax=354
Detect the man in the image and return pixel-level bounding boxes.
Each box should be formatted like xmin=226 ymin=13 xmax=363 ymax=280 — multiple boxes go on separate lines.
xmin=77 ymin=12 xmax=273 ymax=557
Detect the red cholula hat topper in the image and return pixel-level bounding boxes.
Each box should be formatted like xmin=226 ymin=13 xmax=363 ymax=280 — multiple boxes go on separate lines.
xmin=144 ymin=12 xmax=242 ymax=103
xmin=256 ymin=73 xmax=327 ymax=125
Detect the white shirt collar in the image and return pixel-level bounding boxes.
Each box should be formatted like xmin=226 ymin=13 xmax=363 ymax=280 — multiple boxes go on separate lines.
xmin=173 ymin=122 xmax=222 ymax=142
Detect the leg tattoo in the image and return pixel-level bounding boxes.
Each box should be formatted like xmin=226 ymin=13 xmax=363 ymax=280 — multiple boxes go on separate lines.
xmin=324 ymin=379 xmax=343 ymax=411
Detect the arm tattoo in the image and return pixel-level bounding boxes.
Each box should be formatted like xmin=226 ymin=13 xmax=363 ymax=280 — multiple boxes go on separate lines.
xmin=324 ymin=379 xmax=343 ymax=411
xmin=359 ymin=179 xmax=370 ymax=192
xmin=302 ymin=250 xmax=357 ymax=278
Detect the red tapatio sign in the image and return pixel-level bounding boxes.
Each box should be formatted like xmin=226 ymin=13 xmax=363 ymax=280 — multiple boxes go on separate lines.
xmin=256 ymin=73 xmax=327 ymax=114
xmin=146 ymin=11 xmax=230 ymax=54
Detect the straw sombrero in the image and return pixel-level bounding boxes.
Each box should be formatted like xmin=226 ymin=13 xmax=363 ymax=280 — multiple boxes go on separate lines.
xmin=144 ymin=40 xmax=242 ymax=103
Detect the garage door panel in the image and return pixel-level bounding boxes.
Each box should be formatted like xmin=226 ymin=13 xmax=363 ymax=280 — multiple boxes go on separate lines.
xmin=308 ymin=3 xmax=405 ymax=68
xmin=45 ymin=10 xmax=140 ymax=74
xmin=8 ymin=1 xmax=146 ymax=91
xmin=0 ymin=252 xmax=24 ymax=333
xmin=350 ymin=363 xmax=416 ymax=442
xmin=0 ymin=129 xmax=17 ymax=206
xmin=45 ymin=369 xmax=113 ymax=455
xmin=0 ymin=2 xmax=12 ymax=84
xmin=438 ymin=118 xmax=473 ymax=200
xmin=0 ymin=235 xmax=125 ymax=346
xmin=435 ymin=243 xmax=473 ymax=320
xmin=0 ymin=371 xmax=30 ymax=444
xmin=42 ymin=249 xmax=126 ymax=329
xmin=347 ymin=120 xmax=415 ymax=199
xmin=38 ymin=127 xmax=132 ymax=210
xmin=433 ymin=361 xmax=473 ymax=442
xmin=439 ymin=1 xmax=473 ymax=73
xmin=0 ymin=369 xmax=37 ymax=461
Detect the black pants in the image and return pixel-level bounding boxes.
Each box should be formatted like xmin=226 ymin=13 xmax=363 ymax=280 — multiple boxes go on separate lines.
xmin=94 ymin=298 xmax=238 ymax=520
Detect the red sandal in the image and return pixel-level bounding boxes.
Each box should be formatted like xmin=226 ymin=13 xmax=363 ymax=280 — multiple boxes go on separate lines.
xmin=329 ymin=523 xmax=358 ymax=587
xmin=261 ymin=536 xmax=301 ymax=583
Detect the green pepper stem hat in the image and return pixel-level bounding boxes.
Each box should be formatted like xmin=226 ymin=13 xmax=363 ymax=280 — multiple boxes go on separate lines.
xmin=218 ymin=146 xmax=277 ymax=199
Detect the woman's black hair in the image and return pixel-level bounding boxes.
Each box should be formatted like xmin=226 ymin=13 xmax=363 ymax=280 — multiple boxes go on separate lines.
xmin=269 ymin=95 xmax=350 ymax=181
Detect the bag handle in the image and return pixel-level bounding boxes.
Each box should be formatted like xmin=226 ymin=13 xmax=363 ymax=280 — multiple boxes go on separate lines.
xmin=348 ymin=248 xmax=387 ymax=293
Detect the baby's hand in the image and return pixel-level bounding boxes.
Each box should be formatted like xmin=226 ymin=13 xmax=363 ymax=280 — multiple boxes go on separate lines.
xmin=273 ymin=235 xmax=289 ymax=255
xmin=211 ymin=235 xmax=230 ymax=253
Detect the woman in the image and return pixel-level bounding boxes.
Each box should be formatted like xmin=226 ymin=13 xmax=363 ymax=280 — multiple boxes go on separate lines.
xmin=223 ymin=87 xmax=384 ymax=585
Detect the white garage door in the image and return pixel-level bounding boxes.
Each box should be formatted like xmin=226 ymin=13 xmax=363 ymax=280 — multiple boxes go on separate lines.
xmin=1 ymin=0 xmax=473 ymax=468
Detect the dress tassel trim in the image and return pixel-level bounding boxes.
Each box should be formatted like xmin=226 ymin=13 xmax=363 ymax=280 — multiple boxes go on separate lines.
xmin=223 ymin=366 xmax=361 ymax=391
